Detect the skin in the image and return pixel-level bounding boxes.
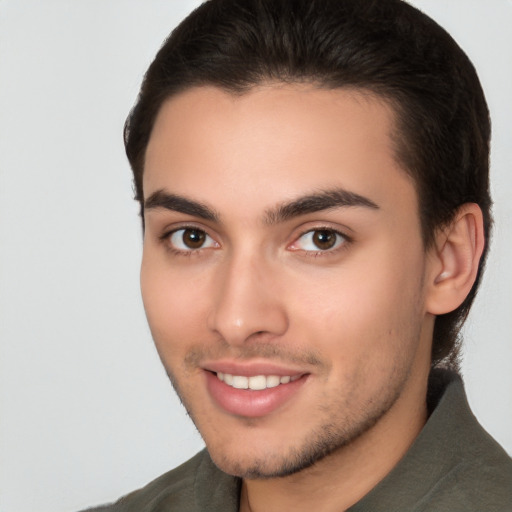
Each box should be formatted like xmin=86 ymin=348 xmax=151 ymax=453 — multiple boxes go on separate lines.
xmin=140 ymin=84 xmax=480 ymax=511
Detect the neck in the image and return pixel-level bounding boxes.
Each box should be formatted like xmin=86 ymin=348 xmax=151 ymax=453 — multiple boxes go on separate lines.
xmin=239 ymin=367 xmax=429 ymax=512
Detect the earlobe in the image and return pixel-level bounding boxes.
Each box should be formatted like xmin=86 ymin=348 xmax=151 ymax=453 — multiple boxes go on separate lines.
xmin=426 ymin=203 xmax=485 ymax=315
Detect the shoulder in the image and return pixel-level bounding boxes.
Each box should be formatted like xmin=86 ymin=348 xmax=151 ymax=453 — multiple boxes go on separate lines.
xmin=412 ymin=371 xmax=512 ymax=510
xmin=81 ymin=450 xmax=239 ymax=512
xmin=351 ymin=370 xmax=512 ymax=511
xmin=424 ymin=415 xmax=512 ymax=511
xmin=429 ymin=371 xmax=512 ymax=508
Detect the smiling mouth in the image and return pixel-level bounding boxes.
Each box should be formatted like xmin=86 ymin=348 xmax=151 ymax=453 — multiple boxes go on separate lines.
xmin=216 ymin=372 xmax=302 ymax=390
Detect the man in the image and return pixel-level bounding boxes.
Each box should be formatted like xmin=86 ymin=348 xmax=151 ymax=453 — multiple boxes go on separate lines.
xmin=86 ymin=0 xmax=512 ymax=510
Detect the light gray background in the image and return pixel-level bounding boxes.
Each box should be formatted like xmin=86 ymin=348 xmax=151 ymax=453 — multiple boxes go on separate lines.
xmin=0 ymin=1 xmax=510 ymax=511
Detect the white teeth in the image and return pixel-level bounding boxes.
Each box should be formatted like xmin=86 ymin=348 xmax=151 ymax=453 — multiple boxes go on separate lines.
xmin=216 ymin=373 xmax=300 ymax=389
xmin=266 ymin=375 xmax=281 ymax=388
xmin=248 ymin=375 xmax=267 ymax=390
xmin=232 ymin=376 xmax=249 ymax=389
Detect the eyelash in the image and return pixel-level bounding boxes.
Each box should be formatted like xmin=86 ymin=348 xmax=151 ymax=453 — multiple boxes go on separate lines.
xmin=159 ymin=225 xmax=351 ymax=257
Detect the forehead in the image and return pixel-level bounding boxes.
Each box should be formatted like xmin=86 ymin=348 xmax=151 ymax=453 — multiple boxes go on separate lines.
xmin=143 ymin=84 xmax=417 ymax=221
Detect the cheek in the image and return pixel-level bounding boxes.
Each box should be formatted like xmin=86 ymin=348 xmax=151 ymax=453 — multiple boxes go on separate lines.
xmin=285 ymin=244 xmax=426 ymax=357
xmin=140 ymin=255 xmax=211 ymax=356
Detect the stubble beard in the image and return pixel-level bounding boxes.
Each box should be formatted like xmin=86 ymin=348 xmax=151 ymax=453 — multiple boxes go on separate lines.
xmin=163 ymin=349 xmax=413 ymax=480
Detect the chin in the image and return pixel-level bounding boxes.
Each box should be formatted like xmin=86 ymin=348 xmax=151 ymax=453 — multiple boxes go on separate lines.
xmin=205 ymin=407 xmax=386 ymax=479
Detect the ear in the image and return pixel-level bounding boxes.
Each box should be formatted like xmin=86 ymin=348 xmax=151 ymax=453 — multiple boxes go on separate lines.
xmin=425 ymin=203 xmax=485 ymax=315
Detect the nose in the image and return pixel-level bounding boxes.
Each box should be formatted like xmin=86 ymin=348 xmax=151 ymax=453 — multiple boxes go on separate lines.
xmin=207 ymin=252 xmax=289 ymax=346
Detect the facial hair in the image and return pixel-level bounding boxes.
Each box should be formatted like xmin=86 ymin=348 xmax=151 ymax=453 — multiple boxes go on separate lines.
xmin=159 ymin=336 xmax=416 ymax=480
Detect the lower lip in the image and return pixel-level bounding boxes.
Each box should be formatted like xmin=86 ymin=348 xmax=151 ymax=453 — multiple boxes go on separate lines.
xmin=205 ymin=371 xmax=308 ymax=418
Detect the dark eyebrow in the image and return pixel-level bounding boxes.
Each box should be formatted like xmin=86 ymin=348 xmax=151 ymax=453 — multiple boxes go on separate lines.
xmin=265 ymin=188 xmax=379 ymax=224
xmin=144 ymin=190 xmax=219 ymax=222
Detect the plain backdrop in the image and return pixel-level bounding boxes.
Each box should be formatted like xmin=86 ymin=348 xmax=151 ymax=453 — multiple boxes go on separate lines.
xmin=0 ymin=1 xmax=511 ymax=511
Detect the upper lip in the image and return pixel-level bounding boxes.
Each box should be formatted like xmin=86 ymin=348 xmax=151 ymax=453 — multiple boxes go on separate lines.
xmin=202 ymin=359 xmax=309 ymax=377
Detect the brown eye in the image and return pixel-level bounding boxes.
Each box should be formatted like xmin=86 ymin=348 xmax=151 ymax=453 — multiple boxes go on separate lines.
xmin=312 ymin=230 xmax=337 ymax=250
xmin=169 ymin=228 xmax=216 ymax=251
xmin=291 ymin=228 xmax=345 ymax=252
xmin=182 ymin=229 xmax=205 ymax=248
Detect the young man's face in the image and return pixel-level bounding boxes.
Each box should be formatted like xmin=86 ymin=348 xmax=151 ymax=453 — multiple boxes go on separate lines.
xmin=141 ymin=85 xmax=435 ymax=478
